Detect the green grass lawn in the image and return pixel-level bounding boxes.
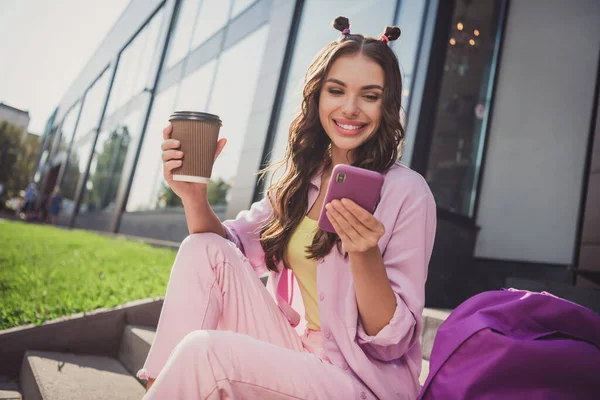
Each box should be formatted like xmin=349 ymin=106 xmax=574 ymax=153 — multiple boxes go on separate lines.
xmin=0 ymin=219 xmax=177 ymax=330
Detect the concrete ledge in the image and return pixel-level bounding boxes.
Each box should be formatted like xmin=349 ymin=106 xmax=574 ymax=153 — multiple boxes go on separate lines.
xmin=421 ymin=308 xmax=451 ymax=361
xmin=118 ymin=325 xmax=155 ymax=378
xmin=420 ymin=359 xmax=430 ymax=386
xmin=0 ymin=298 xmax=163 ymax=378
xmin=20 ymin=351 xmax=144 ymax=400
xmin=0 ymin=375 xmax=21 ymax=400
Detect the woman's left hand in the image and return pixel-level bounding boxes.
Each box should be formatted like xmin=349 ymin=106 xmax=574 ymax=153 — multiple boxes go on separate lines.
xmin=325 ymin=198 xmax=385 ymax=254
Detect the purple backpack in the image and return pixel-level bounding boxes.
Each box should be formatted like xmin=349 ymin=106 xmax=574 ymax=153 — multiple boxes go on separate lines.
xmin=418 ymin=289 xmax=600 ymax=400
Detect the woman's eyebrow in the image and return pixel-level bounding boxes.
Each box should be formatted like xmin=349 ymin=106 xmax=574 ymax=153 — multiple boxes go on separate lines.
xmin=325 ymin=78 xmax=384 ymax=91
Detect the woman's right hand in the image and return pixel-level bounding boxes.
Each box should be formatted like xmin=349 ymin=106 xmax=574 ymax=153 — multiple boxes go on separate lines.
xmin=161 ymin=124 xmax=227 ymax=205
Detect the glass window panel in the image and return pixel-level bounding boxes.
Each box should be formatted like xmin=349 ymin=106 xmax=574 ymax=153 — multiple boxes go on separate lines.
xmin=425 ymin=0 xmax=504 ymax=216
xmin=231 ymin=0 xmax=256 ymax=19
xmin=267 ymin=0 xmax=397 ymax=185
xmin=52 ymin=102 xmax=81 ymax=164
xmin=190 ymin=0 xmax=232 ymax=50
xmin=59 ymin=134 xmax=94 ymax=217
xmin=394 ymin=0 xmax=427 ymax=112
xmin=73 ymin=68 xmax=111 ymax=142
xmin=79 ymin=110 xmax=145 ymax=216
xmin=107 ymin=8 xmax=165 ymax=115
xmin=176 ymin=59 xmax=217 ymax=111
xmin=126 ymin=86 xmax=178 ymax=212
xmin=126 ymin=59 xmax=217 ymax=213
xmin=165 ymin=0 xmax=201 ymax=68
xmin=132 ymin=10 xmax=164 ymax=95
xmin=208 ymin=24 xmax=269 ymax=211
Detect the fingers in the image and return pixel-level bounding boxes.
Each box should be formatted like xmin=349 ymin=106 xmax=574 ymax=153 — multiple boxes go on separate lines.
xmin=331 ymin=200 xmax=368 ymax=232
xmin=162 ymin=149 xmax=184 ymax=163
xmin=161 ymin=139 xmax=180 ymax=151
xmin=340 ymin=199 xmax=378 ymax=230
xmin=164 ymin=159 xmax=182 ymax=177
xmin=326 ymin=202 xmax=361 ymax=243
xmin=214 ymin=138 xmax=227 ymax=161
xmin=326 ymin=199 xmax=385 ymax=254
xmin=162 ymin=124 xmax=173 ymax=140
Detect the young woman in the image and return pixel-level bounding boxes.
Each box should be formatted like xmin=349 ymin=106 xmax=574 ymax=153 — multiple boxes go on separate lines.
xmin=139 ymin=17 xmax=436 ymax=400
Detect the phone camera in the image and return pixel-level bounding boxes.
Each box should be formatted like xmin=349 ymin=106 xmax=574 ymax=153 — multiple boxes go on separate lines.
xmin=336 ymin=172 xmax=346 ymax=183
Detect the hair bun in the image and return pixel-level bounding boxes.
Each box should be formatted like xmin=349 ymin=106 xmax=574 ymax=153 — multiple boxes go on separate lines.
xmin=382 ymin=26 xmax=401 ymax=42
xmin=333 ymin=16 xmax=350 ymax=33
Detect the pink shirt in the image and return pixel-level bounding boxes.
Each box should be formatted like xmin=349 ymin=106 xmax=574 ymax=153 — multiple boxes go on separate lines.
xmin=223 ymin=162 xmax=437 ymax=400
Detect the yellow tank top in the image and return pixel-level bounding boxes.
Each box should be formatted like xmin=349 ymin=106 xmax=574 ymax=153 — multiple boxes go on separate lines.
xmin=286 ymin=216 xmax=320 ymax=331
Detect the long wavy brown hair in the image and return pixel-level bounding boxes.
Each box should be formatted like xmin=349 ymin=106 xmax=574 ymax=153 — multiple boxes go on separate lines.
xmin=259 ymin=17 xmax=404 ymax=272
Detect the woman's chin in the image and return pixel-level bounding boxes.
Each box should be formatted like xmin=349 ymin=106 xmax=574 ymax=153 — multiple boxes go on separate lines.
xmin=330 ymin=136 xmax=368 ymax=153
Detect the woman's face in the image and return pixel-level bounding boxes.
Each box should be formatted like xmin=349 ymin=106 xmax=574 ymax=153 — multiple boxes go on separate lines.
xmin=319 ymin=53 xmax=385 ymax=162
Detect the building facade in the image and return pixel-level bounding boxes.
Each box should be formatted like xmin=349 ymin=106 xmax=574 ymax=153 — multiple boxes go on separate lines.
xmin=0 ymin=102 xmax=31 ymax=135
xmin=34 ymin=0 xmax=600 ymax=309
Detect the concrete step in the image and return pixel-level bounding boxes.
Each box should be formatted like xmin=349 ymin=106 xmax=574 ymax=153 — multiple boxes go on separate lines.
xmin=118 ymin=325 xmax=156 ymax=379
xmin=0 ymin=375 xmax=21 ymax=400
xmin=19 ymin=350 xmax=145 ymax=400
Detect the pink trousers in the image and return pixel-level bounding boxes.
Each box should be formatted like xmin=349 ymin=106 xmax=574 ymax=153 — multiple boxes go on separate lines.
xmin=138 ymin=233 xmax=356 ymax=399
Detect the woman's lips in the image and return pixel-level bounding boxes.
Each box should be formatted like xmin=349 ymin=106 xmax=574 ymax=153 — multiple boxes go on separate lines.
xmin=333 ymin=119 xmax=367 ymax=136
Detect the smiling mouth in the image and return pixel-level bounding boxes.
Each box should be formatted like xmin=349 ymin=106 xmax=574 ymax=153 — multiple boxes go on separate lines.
xmin=333 ymin=119 xmax=367 ymax=131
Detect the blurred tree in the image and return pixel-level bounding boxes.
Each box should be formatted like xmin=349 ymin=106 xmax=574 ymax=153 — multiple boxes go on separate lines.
xmin=87 ymin=126 xmax=131 ymax=211
xmin=155 ymin=178 xmax=230 ymax=209
xmin=207 ymin=178 xmax=230 ymax=206
xmin=158 ymin=182 xmax=182 ymax=208
xmin=0 ymin=121 xmax=40 ymax=206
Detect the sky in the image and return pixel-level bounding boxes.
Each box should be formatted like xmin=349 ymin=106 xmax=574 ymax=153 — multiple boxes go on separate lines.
xmin=0 ymin=0 xmax=129 ymax=135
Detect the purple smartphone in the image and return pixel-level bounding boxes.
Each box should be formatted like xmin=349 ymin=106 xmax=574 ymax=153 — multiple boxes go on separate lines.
xmin=318 ymin=164 xmax=385 ymax=233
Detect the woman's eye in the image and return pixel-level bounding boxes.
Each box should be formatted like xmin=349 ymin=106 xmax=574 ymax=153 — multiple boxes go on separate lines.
xmin=328 ymin=88 xmax=344 ymax=95
xmin=364 ymin=94 xmax=380 ymax=101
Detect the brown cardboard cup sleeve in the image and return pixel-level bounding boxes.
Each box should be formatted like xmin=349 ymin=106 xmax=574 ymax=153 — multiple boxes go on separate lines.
xmin=169 ymin=111 xmax=222 ymax=184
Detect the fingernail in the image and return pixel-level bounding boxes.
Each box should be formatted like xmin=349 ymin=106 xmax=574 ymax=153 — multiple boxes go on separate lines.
xmin=177 ymin=151 xmax=184 ymax=157
xmin=325 ymin=203 xmax=331 ymax=210
xmin=174 ymin=140 xmax=180 ymax=146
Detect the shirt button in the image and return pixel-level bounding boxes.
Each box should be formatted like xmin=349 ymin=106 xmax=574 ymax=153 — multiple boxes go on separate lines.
xmin=342 ymin=363 xmax=349 ymax=371
xmin=319 ymin=293 xmax=325 ymax=301
xmin=318 ymin=258 xmax=325 ymax=264
xmin=325 ymin=330 xmax=331 ymax=339
xmin=360 ymin=392 xmax=367 ymax=399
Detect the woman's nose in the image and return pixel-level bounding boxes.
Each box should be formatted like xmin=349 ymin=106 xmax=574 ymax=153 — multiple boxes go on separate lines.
xmin=341 ymin=97 xmax=360 ymax=117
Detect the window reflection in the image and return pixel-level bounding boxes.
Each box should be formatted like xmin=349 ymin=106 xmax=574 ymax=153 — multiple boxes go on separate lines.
xmin=59 ymin=68 xmax=111 ymax=218
xmin=165 ymin=0 xmax=201 ymax=68
xmin=425 ymin=0 xmax=504 ymax=216
xmin=231 ymin=0 xmax=257 ymax=19
xmin=59 ymin=135 xmax=94 ymax=218
xmin=126 ymin=59 xmax=216 ymax=213
xmin=73 ymin=69 xmax=111 ymax=143
xmin=176 ymin=59 xmax=217 ymax=112
xmin=266 ymin=0 xmax=397 ymax=186
xmin=52 ymin=102 xmax=81 ymax=165
xmin=79 ymin=111 xmax=143 ymax=216
xmin=208 ymin=24 xmax=269 ymax=208
xmin=126 ymin=86 xmax=178 ymax=212
xmin=125 ymin=23 xmax=269 ymax=220
xmin=107 ymin=8 xmax=164 ymax=115
xmin=393 ymin=0 xmax=427 ymax=113
xmin=191 ymin=0 xmax=232 ymax=50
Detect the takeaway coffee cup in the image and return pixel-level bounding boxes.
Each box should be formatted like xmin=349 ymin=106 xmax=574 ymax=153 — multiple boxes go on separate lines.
xmin=168 ymin=111 xmax=222 ymax=184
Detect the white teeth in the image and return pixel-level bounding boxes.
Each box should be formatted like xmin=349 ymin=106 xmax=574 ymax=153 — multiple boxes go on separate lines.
xmin=335 ymin=121 xmax=363 ymax=130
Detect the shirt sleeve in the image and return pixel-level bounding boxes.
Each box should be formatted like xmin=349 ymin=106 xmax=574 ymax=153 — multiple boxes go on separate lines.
xmin=356 ymin=188 xmax=437 ymax=362
xmin=222 ymin=196 xmax=273 ymax=276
